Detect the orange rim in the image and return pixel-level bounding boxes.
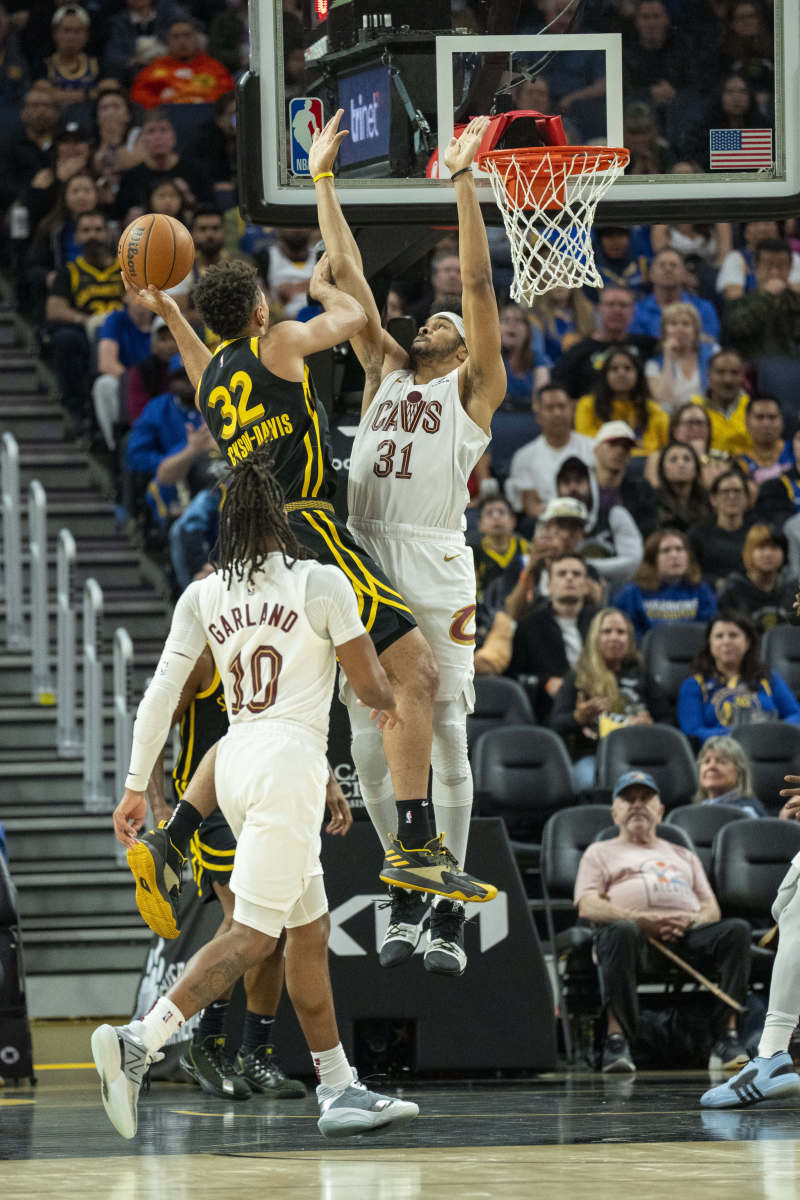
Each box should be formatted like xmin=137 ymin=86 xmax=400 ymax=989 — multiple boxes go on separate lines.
xmin=476 ymin=145 xmax=630 ymax=175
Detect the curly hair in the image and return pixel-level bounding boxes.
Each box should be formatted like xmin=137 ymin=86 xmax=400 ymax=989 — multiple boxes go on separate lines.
xmin=215 ymin=443 xmax=310 ymax=585
xmin=194 ymin=260 xmax=262 ymax=340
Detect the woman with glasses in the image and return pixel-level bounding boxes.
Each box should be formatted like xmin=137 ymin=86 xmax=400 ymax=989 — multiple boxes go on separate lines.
xmin=688 ymin=469 xmax=753 ymax=591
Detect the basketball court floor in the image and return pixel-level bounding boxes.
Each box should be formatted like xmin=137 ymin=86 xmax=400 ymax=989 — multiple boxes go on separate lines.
xmin=2 ymin=1067 xmax=799 ymax=1199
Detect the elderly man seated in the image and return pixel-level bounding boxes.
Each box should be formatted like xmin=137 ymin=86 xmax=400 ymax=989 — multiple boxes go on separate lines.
xmin=574 ymin=770 xmax=752 ymax=1073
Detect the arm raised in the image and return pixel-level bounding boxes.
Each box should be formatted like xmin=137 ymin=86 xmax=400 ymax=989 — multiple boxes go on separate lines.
xmin=444 ymin=118 xmax=506 ymax=434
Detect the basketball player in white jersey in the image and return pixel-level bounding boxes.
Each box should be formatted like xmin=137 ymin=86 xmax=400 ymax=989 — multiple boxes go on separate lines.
xmin=91 ymin=445 xmax=419 ymax=1142
xmin=309 ymin=113 xmax=507 ymax=974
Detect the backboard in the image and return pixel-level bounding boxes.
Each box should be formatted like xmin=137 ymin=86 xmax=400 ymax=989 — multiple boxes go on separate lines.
xmin=239 ymin=0 xmax=799 ymax=226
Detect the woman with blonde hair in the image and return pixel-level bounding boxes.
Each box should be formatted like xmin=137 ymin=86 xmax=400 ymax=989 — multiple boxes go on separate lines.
xmin=645 ymin=301 xmax=719 ymax=413
xmin=550 ymin=606 xmax=671 ymax=791
xmin=694 ymin=736 xmax=766 ymax=817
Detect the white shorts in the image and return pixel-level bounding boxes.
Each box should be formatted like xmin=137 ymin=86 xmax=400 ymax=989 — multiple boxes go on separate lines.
xmin=347 ymin=518 xmax=476 ymax=707
xmin=214 ymin=722 xmax=329 ymax=938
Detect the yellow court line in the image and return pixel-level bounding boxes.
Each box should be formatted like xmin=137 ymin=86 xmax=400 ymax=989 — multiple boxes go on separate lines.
xmin=34 ymin=1062 xmax=95 ymax=1070
xmin=0 ymin=1098 xmax=36 ymax=1105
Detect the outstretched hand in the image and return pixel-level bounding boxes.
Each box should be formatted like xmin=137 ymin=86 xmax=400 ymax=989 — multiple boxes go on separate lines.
xmin=309 ymin=109 xmax=349 ymax=179
xmin=130 ymin=283 xmax=181 ymax=323
xmin=443 ymin=115 xmax=491 ymax=176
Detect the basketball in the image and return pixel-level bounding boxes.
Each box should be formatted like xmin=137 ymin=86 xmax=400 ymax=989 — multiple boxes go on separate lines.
xmin=118 ymin=213 xmax=195 ymax=291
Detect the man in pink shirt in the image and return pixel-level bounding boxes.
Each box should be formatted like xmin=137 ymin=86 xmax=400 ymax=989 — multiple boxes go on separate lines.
xmin=574 ymin=770 xmax=751 ymax=1073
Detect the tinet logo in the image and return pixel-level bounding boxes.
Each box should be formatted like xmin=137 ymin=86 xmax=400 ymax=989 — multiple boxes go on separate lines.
xmin=350 ymin=91 xmax=381 ymax=143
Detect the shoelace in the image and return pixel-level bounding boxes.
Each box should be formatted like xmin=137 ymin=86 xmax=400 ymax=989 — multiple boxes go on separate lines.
xmin=430 ymin=908 xmax=463 ymax=944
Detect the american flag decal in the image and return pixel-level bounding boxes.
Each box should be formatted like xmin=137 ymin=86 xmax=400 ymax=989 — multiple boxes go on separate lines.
xmin=709 ymin=128 xmax=773 ymax=170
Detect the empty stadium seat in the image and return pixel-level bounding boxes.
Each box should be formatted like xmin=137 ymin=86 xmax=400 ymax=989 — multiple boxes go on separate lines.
xmin=731 ymin=722 xmax=800 ymax=815
xmin=595 ymin=724 xmax=698 ymax=811
xmin=467 ymin=675 xmax=535 ymax=753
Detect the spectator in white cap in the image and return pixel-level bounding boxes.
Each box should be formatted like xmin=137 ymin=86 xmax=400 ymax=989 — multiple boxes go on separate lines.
xmin=505 ymin=383 xmax=595 ymax=517
xmin=575 ymin=346 xmax=669 ymax=456
xmin=555 ymin=455 xmax=643 ymax=586
xmin=573 ymin=766 xmax=751 ymax=1075
xmin=44 ymin=5 xmax=99 ymax=110
xmin=527 ymin=496 xmax=604 ymax=607
xmin=594 ymin=420 xmax=660 ymax=538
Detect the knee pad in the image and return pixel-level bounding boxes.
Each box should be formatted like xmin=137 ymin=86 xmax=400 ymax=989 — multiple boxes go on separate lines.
xmin=350 ymin=726 xmax=392 ymax=798
xmin=430 ymin=699 xmax=470 ymax=792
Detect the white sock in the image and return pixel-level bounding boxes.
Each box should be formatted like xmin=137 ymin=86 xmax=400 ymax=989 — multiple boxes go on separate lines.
xmin=311 ymin=1042 xmax=353 ymax=1093
xmin=758 ymin=1011 xmax=797 ymax=1059
xmin=432 ymin=778 xmax=473 ymax=867
xmin=133 ymin=995 xmax=186 ymax=1055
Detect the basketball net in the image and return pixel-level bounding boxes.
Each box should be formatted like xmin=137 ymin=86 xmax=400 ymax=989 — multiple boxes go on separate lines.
xmin=477 ymin=146 xmax=630 ymax=302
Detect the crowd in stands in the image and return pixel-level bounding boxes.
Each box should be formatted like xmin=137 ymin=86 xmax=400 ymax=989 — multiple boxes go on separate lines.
xmin=0 ymin=0 xmax=798 ymax=1075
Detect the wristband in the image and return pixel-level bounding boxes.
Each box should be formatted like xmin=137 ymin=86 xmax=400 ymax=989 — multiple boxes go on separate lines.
xmin=313 ymin=171 xmax=334 ymax=183
xmin=450 ymin=167 xmax=473 ymax=182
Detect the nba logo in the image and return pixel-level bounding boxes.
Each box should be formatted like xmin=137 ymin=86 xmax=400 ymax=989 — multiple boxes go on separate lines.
xmin=289 ymin=97 xmax=323 ymax=176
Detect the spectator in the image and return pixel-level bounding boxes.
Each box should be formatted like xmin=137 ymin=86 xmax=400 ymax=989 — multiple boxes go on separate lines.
xmin=25 ymin=127 xmax=95 ymax=236
xmin=591 ymin=226 xmax=649 ymax=293
xmin=716 ymin=220 xmax=800 ymax=301
xmin=632 ymin=248 xmax=721 ymax=343
xmin=532 ymin=286 xmax=596 ymax=363
xmin=508 ymin=553 xmax=597 ymax=720
xmin=527 ymin=497 xmax=603 ymax=608
xmin=169 ymin=480 xmax=224 ymax=590
xmin=207 ymin=2 xmax=248 ymax=75
xmin=44 ymin=208 xmax=123 ymax=428
xmin=103 ymin=0 xmax=177 ymax=85
xmin=754 ymin=429 xmax=800 ymax=527
xmin=737 ymin=394 xmax=792 ymax=486
xmin=593 ymin=420 xmax=660 ymax=538
xmin=130 ymin=15 xmax=234 ymax=110
xmin=410 ymin=251 xmax=462 ymax=324
xmin=678 ymin=611 xmax=800 ymax=743
xmin=262 ymin=228 xmax=316 ymax=320
xmin=42 ymin=4 xmax=99 ymax=111
xmin=498 ymin=301 xmax=550 ymax=411
xmin=653 ymin=440 xmax=712 ymax=532
xmin=91 ymin=89 xmax=143 ymax=204
xmin=689 ymin=469 xmax=752 ymax=590
xmin=575 ymin=349 xmax=669 ymax=457
xmin=187 ymin=90 xmax=236 ymax=201
xmin=622 ymin=99 xmax=675 ymax=176
xmin=614 ymin=528 xmax=717 ymax=640
xmin=622 ymin=0 xmax=704 ymax=132
xmin=650 ymin=218 xmax=732 ymax=270
xmin=126 ymin=315 xmax=178 ymax=424
xmin=574 ymin=769 xmax=751 ymax=1074
xmin=506 ymin=384 xmax=595 ymax=517
xmin=472 ymin=496 xmax=528 ymax=605
xmin=0 ymin=2 xmax=29 ymax=110
xmin=694 ymin=736 xmax=766 ymax=818
xmin=725 ymin=239 xmax=800 ymax=361
xmin=718 ymin=524 xmax=796 ymax=633
xmin=693 ymin=348 xmax=752 ymax=457
xmin=552 ymin=286 xmax=654 ymax=399
xmin=0 ymin=82 xmax=60 ymax=213
xmin=703 ymin=71 xmax=770 ymax=136
xmin=723 ymin=0 xmax=774 ymax=100
xmin=114 ymin=107 xmax=214 ymax=220
xmin=92 ymin=287 xmax=157 ymax=449
xmin=645 ymin=302 xmax=719 ymax=413
xmin=644 ymin=403 xmax=714 ymax=491
xmin=126 ymin=353 xmax=219 ymax=526
xmin=148 ymin=174 xmax=188 ymax=224
xmin=555 ymin=456 xmax=644 ymax=588
xmin=551 ymin=607 xmax=670 ymax=791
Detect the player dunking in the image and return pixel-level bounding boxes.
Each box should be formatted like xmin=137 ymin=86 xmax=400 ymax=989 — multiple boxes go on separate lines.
xmin=141 ymin=642 xmax=349 ymax=1101
xmin=122 ymin=246 xmax=495 ymax=940
xmin=93 ymin=446 xmax=420 ymax=1141
xmin=308 ymin=113 xmax=506 ymax=973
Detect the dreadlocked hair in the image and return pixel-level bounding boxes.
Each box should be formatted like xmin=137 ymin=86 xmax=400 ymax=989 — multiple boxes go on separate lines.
xmin=216 ymin=444 xmax=311 ymax=586
xmin=194 ymin=260 xmax=261 ymax=340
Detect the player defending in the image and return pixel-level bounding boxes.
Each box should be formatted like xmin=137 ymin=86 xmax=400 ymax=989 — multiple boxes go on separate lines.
xmin=92 ymin=445 xmax=419 ymax=1141
xmin=126 ymin=247 xmax=495 ymax=936
xmin=308 ymin=112 xmax=507 ymax=974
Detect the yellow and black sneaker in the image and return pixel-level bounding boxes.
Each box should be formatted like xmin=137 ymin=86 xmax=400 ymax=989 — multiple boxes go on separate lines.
xmin=126 ymin=822 xmax=184 ymax=940
xmin=379 ymin=833 xmax=497 ymax=903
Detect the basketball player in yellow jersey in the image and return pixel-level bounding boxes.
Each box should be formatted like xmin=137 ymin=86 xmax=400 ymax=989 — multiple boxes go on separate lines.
xmin=308 ymin=113 xmax=506 ymax=974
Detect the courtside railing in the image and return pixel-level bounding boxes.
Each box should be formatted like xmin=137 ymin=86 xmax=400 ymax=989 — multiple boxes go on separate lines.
xmin=113 ymin=627 xmax=134 ymax=807
xmin=83 ymin=577 xmax=110 ymax=812
xmin=1 ymin=431 xmax=27 ymax=651
xmin=28 ymin=480 xmax=54 ymax=705
xmin=56 ymin=528 xmax=80 ymax=757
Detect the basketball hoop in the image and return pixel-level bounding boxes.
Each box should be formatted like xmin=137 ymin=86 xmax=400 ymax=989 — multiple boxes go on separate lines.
xmin=476 ymin=145 xmax=630 ymax=302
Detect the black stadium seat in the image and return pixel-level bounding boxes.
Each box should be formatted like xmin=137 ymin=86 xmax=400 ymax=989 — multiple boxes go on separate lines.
xmin=467 ymin=675 xmax=534 ymax=753
xmin=762 ymin=624 xmax=800 ymax=700
xmin=472 ymin=725 xmax=574 ymax=844
xmin=642 ymin=622 xmax=707 ymax=708
xmin=595 ymin=724 xmax=698 ymax=811
xmin=731 ymin=723 xmax=800 ymax=815
xmin=665 ymin=803 xmax=747 ymax=876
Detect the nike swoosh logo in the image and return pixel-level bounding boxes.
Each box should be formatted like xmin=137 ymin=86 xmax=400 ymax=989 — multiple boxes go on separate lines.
xmin=443 ymin=554 xmax=461 ymax=562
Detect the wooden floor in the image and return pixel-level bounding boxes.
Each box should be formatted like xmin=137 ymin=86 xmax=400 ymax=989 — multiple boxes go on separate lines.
xmin=2 ymin=1069 xmax=800 ymax=1198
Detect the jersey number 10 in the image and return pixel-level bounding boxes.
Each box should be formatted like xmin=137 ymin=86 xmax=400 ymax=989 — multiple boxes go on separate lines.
xmin=229 ymin=644 xmax=283 ymax=715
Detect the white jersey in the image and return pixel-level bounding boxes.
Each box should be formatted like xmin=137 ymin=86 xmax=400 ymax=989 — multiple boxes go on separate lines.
xmin=347 ymin=367 xmax=490 ymax=534
xmin=126 ymin=555 xmax=364 ymax=790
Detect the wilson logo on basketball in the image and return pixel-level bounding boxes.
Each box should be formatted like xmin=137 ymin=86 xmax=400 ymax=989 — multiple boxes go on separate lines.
xmin=449 ymin=605 xmax=476 ymax=645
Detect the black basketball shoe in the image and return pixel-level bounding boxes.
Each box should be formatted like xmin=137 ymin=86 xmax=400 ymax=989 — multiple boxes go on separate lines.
xmin=378 ymin=887 xmax=429 ymax=967
xmin=181 ymin=1036 xmax=252 ymax=1100
xmin=235 ymin=1043 xmax=307 ymax=1097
